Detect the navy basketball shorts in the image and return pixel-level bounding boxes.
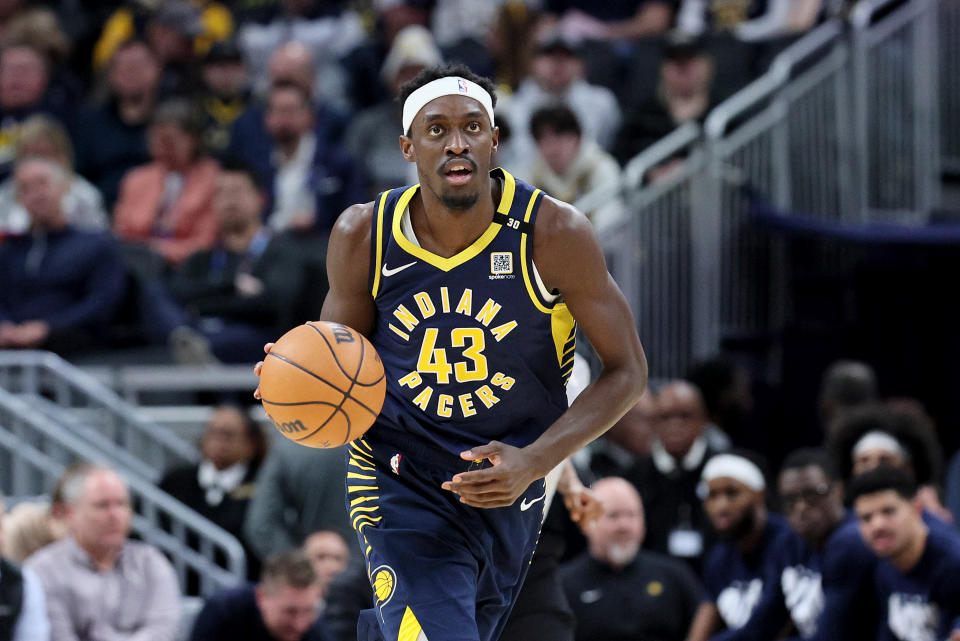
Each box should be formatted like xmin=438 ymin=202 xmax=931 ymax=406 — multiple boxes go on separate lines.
xmin=344 ymin=428 xmax=546 ymax=641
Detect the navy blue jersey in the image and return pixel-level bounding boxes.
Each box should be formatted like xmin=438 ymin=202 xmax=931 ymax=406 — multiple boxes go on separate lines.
xmin=704 ymin=514 xmax=793 ymax=635
xmin=779 ymin=515 xmax=879 ymax=641
xmin=366 ymin=168 xmax=575 ymax=456
xmin=875 ymin=523 xmax=960 ymax=641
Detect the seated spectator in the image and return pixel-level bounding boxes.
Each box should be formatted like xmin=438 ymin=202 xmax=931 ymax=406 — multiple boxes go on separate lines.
xmin=946 ymin=450 xmax=960 ymax=528
xmin=189 ymin=549 xmax=329 ymax=641
xmin=849 ymin=466 xmax=960 ymax=641
xmin=237 ymin=80 xmax=364 ymax=234
xmin=615 ymin=31 xmax=716 ymax=166
xmin=499 ymin=27 xmax=622 ymax=170
xmin=200 ymin=40 xmax=252 ymax=155
xmin=141 ymin=1 xmax=208 ymax=98
xmin=228 ymin=42 xmax=350 ymax=173
xmin=244 ymin=437 xmax=353 ymax=565
xmin=238 ymin=3 xmax=364 ymax=113
xmin=26 ymin=464 xmax=181 ymax=640
xmin=545 ymin=0 xmax=675 ymax=41
xmin=524 ymin=105 xmax=623 ymax=232
xmin=4 ymin=7 xmax=83 ymax=106
xmin=344 ymin=24 xmax=442 ymax=198
xmin=625 ymin=380 xmax=727 ymax=568
xmin=687 ymin=356 xmax=756 ymax=449
xmin=776 ymin=449 xmax=877 ymax=641
xmin=817 ymin=359 xmax=878 ymax=437
xmin=138 ymin=159 xmax=306 ymax=363
xmin=560 ymin=477 xmax=702 ymax=641
xmin=676 ymin=0 xmax=824 ymax=43
xmin=0 ymin=501 xmax=63 ymax=563
xmin=339 ymin=3 xmax=432 ymax=113
xmin=319 ymin=561 xmax=371 ymax=641
xmin=0 ymin=492 xmax=50 ymax=641
xmin=159 ymin=405 xmax=268 ymax=566
xmin=75 ymin=39 xmax=159 ymax=208
xmin=0 ymin=157 xmax=126 ymax=354
xmin=113 ymin=98 xmax=220 ymax=266
xmin=686 ymin=451 xmax=793 ymax=641
xmin=92 ymin=0 xmax=233 ymax=71
xmin=828 ymin=403 xmax=950 ymax=523
xmin=0 ymin=115 xmax=107 ymax=234
xmin=302 ymin=530 xmax=350 ymax=605
xmin=586 ymin=388 xmax=659 ymax=480
xmin=0 ymin=43 xmax=70 ymax=181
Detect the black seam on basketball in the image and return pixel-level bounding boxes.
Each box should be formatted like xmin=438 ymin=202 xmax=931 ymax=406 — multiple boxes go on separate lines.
xmin=266 ymin=351 xmax=380 ymax=417
xmin=306 ymin=321 xmax=384 ymax=387
xmin=261 ymin=399 xmax=341 ymax=407
xmin=306 ymin=322 xmax=354 ymax=380
xmin=296 ymin=404 xmax=351 ymax=444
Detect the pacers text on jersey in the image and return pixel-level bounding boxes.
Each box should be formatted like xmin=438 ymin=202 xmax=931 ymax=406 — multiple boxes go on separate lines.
xmin=386 ymin=286 xmax=519 ymax=419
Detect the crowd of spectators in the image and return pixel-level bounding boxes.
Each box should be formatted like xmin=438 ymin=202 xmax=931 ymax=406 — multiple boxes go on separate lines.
xmin=2 ymin=2 xmax=954 ymax=641
xmin=0 ymin=0 xmax=847 ymax=364
xmin=1 ymin=356 xmax=958 ymax=641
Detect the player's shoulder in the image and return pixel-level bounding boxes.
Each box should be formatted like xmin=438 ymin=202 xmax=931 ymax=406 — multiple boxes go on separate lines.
xmin=533 ymin=194 xmax=594 ymax=242
xmin=329 ymin=201 xmax=377 ymax=257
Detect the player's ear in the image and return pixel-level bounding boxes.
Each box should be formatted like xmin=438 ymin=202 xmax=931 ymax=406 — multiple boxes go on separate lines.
xmin=490 ymin=125 xmax=499 ymax=157
xmin=399 ymin=135 xmax=416 ymax=163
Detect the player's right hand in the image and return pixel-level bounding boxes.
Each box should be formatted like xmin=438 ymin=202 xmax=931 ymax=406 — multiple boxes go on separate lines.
xmin=252 ymin=342 xmax=275 ymax=400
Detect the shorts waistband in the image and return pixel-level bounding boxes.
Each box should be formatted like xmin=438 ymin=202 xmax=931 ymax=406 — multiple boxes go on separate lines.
xmin=362 ymin=425 xmax=476 ymax=472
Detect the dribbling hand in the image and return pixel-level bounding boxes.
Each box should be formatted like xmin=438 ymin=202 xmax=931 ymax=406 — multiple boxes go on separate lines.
xmin=252 ymin=342 xmax=275 ymax=400
xmin=441 ymin=441 xmax=539 ymax=509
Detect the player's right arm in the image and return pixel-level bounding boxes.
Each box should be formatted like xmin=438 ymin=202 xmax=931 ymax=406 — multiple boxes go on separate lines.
xmin=254 ymin=203 xmax=376 ymax=398
xmin=318 ymin=202 xmax=377 ymax=336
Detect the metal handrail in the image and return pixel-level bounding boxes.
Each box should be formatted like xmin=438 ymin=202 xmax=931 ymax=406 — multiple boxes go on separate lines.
xmin=705 ymin=20 xmax=845 ymax=141
xmin=0 ymin=387 xmax=245 ymax=596
xmin=0 ymin=351 xmax=199 ymax=472
xmin=622 ymin=122 xmax=702 ymax=193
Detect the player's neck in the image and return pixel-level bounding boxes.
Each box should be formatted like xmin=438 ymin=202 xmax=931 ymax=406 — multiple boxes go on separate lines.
xmin=412 ymin=175 xmax=501 ymax=258
xmin=892 ymin=522 xmax=928 ymax=572
xmin=738 ymin=509 xmax=767 ymax=554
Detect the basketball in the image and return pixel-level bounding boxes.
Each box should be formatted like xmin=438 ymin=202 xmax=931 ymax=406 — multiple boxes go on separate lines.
xmin=259 ymin=321 xmax=386 ymax=448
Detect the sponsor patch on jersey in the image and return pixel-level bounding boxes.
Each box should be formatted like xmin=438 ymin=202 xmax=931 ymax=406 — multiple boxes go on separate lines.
xmin=490 ymin=252 xmax=513 ymax=276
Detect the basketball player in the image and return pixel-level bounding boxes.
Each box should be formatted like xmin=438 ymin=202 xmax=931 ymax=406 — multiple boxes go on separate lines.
xmin=255 ymin=63 xmax=647 ymax=641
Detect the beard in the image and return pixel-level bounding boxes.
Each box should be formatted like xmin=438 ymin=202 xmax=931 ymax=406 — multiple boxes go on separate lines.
xmin=718 ymin=508 xmax=757 ymax=541
xmin=606 ymin=542 xmax=640 ymax=567
xmin=439 ymin=191 xmax=479 ymax=211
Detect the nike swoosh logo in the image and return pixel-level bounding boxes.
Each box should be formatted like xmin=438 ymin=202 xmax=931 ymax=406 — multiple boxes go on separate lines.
xmin=520 ymin=493 xmax=546 ymax=511
xmin=381 ymin=261 xmax=416 ymax=277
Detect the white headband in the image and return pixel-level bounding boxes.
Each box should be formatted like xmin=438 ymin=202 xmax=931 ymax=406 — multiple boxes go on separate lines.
xmin=402 ymin=76 xmax=495 ymax=134
xmin=701 ymin=454 xmax=766 ymax=491
xmin=853 ymin=431 xmax=908 ymax=461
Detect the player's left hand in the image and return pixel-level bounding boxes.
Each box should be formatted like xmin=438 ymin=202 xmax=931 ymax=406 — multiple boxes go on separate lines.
xmin=441 ymin=441 xmax=540 ymax=509
xmin=948 ymin=629 xmax=960 ymax=641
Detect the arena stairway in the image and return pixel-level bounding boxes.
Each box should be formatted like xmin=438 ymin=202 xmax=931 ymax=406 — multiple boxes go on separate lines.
xmin=0 ymin=350 xmax=246 ymax=596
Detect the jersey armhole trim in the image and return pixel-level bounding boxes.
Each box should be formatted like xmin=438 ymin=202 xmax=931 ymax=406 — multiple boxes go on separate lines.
xmin=370 ymin=191 xmax=389 ymax=299
xmin=520 ymin=189 xmax=554 ymax=314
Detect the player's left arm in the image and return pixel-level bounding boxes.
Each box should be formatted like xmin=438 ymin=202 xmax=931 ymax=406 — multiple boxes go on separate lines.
xmin=443 ymin=197 xmax=647 ymax=508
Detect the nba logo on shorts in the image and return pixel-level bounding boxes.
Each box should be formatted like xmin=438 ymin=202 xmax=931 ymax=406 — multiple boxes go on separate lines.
xmin=457 ymin=78 xmax=468 ymax=93
xmin=390 ymin=453 xmax=402 ymax=474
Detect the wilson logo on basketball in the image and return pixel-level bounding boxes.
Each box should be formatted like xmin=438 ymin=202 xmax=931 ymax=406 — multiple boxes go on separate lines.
xmin=332 ymin=325 xmax=355 ymax=344
xmin=269 ymin=416 xmax=308 ymax=433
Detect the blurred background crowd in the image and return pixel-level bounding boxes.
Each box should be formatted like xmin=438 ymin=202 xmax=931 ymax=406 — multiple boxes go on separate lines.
xmin=1 ymin=0 xmax=959 ymax=640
